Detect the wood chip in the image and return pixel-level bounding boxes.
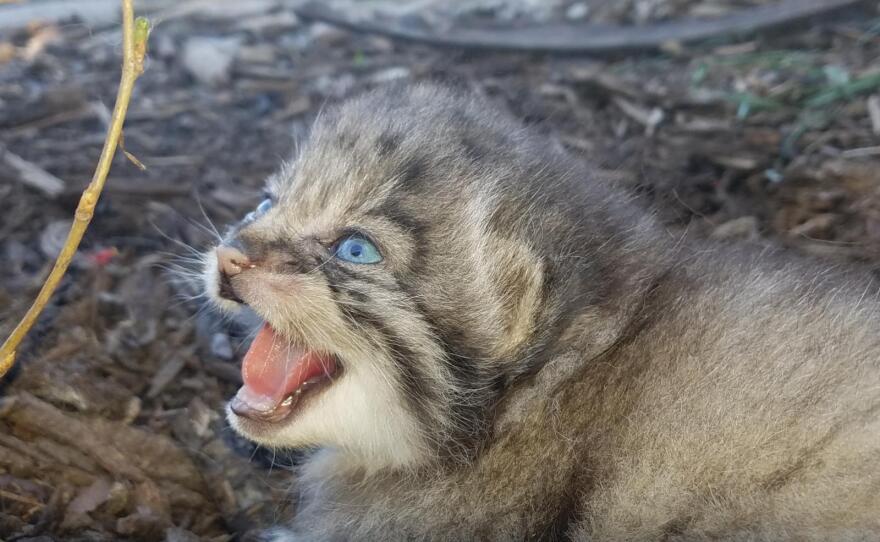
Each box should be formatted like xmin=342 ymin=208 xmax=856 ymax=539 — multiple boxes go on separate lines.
xmin=0 ymin=488 xmax=44 ymax=508
xmin=841 ymin=145 xmax=880 ymax=158
xmin=613 ymin=97 xmax=664 ymax=135
xmin=569 ymin=65 xmax=644 ymax=100
xmin=1 ymin=393 xmax=146 ymax=482
xmin=0 ymin=143 xmax=65 ymax=197
xmin=0 ymin=393 xmax=205 ymax=490
xmin=709 ymin=154 xmax=760 ymax=171
xmin=789 ymin=213 xmax=838 ymax=238
xmin=147 ymin=356 xmax=187 ymax=398
xmin=867 ymin=95 xmax=880 ymax=135
xmin=22 ymin=23 xmax=61 ymax=61
xmin=271 ymin=96 xmax=312 ymax=122
xmin=711 ymin=216 xmax=759 ymax=240
xmin=67 ymin=477 xmax=113 ymax=515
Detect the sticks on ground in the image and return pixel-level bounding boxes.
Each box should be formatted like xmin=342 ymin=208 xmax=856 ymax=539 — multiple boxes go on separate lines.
xmin=0 ymin=1 xmax=150 ymax=377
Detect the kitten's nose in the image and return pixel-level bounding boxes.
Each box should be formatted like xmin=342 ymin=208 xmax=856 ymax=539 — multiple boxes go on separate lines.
xmin=216 ymin=245 xmax=251 ymax=277
xmin=216 ymin=245 xmax=252 ymax=304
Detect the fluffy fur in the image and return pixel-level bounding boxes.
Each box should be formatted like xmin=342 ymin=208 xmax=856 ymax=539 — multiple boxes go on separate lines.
xmin=203 ymin=84 xmax=880 ymax=541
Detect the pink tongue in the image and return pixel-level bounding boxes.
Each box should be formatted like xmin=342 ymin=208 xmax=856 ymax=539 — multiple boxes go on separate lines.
xmin=237 ymin=323 xmax=332 ymax=412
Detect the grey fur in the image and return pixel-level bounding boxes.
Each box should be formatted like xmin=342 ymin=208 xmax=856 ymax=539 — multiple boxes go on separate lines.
xmin=204 ymin=84 xmax=880 ymax=541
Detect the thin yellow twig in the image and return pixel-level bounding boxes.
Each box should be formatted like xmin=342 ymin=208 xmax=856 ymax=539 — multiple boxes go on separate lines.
xmin=0 ymin=1 xmax=150 ymax=377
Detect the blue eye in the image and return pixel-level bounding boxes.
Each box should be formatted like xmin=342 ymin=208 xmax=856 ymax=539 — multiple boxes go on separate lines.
xmin=244 ymin=198 xmax=273 ymax=222
xmin=334 ymin=235 xmax=382 ymax=264
xmin=255 ymin=198 xmax=273 ymax=216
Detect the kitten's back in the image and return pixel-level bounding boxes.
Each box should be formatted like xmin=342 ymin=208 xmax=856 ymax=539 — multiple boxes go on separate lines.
xmin=576 ymin=243 xmax=880 ymax=540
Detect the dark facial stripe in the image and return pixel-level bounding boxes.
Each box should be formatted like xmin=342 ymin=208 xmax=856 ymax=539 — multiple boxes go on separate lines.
xmin=541 ymin=482 xmax=584 ymax=542
xmin=371 ymin=200 xmax=426 ymax=236
xmin=376 ymin=130 xmax=403 ymax=158
xmin=411 ymin=301 xmax=496 ymax=450
xmin=319 ymin=249 xmax=495 ymax=458
xmin=320 ymin=260 xmax=383 ymax=288
xmin=395 ymin=154 xmax=430 ymax=192
xmin=316 ymin=261 xmax=438 ymax=430
xmin=335 ymin=300 xmax=437 ymax=434
xmin=336 ymin=131 xmax=357 ymax=151
xmin=412 ymin=302 xmax=481 ymax=388
xmin=235 ymin=234 xmax=323 ymax=275
xmin=460 ymin=135 xmax=488 ymax=163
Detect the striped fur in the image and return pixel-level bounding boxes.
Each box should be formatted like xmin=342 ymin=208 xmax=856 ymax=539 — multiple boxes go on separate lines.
xmin=203 ymin=85 xmax=880 ymax=541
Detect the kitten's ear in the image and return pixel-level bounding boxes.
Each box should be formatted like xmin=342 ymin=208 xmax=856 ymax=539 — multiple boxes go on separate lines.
xmin=486 ymin=235 xmax=544 ymax=358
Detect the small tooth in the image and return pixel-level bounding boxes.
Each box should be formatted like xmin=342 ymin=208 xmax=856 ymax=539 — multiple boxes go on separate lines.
xmin=295 ymin=388 xmax=302 ymax=395
xmin=281 ymin=396 xmax=293 ymax=406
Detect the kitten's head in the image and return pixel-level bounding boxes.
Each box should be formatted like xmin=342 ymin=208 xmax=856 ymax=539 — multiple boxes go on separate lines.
xmin=203 ymin=84 xmax=660 ymax=470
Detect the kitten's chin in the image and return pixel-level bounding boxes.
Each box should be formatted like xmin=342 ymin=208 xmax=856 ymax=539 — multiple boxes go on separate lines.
xmin=227 ymin=353 xmax=429 ymax=471
xmin=226 ymin=379 xmax=340 ymax=444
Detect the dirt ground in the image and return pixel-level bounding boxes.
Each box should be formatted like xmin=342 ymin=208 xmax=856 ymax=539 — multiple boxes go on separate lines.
xmin=1 ymin=0 xmax=879 ymax=540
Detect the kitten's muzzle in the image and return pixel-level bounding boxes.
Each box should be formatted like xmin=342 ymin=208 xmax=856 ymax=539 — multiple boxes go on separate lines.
xmin=216 ymin=245 xmax=253 ymax=303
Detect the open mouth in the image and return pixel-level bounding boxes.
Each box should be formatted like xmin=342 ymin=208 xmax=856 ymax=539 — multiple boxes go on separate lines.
xmin=229 ymin=322 xmax=339 ymax=424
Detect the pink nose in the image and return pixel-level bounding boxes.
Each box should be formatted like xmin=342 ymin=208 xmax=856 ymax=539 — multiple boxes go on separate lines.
xmin=216 ymin=245 xmax=252 ymax=277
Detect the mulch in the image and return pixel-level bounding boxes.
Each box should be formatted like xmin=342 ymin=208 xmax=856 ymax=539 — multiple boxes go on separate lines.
xmin=1 ymin=0 xmax=879 ymax=539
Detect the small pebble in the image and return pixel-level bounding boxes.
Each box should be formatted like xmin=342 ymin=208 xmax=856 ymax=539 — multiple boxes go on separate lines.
xmin=182 ymin=37 xmax=240 ymax=87
xmin=237 ymin=10 xmax=300 ymax=34
xmin=309 ymin=22 xmax=349 ymax=47
xmin=39 ymin=219 xmax=71 ymax=259
xmin=370 ymin=66 xmax=411 ymax=84
xmin=565 ymin=3 xmax=590 ymax=20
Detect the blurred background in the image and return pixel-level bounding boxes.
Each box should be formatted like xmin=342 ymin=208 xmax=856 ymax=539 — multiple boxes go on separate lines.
xmin=1 ymin=0 xmax=879 ymax=540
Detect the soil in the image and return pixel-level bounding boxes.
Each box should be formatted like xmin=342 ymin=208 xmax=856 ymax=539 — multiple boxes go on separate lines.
xmin=1 ymin=0 xmax=879 ymax=540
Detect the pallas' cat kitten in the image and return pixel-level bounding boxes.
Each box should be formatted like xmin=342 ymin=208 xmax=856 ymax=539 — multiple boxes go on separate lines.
xmin=203 ymin=85 xmax=880 ymax=541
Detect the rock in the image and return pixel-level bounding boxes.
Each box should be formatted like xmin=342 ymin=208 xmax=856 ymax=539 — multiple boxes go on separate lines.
xmin=312 ymin=73 xmax=357 ymax=99
xmin=237 ymin=10 xmax=299 ymax=34
xmin=104 ymin=481 xmax=130 ymax=515
xmin=236 ymin=44 xmax=276 ymax=65
xmin=308 ymin=22 xmax=349 ymax=47
xmin=39 ymin=219 xmax=70 ymax=260
xmin=5 ymin=239 xmax=41 ymax=277
xmin=182 ymin=37 xmax=241 ymax=87
xmin=635 ymin=0 xmax=658 ymax=24
xmin=565 ymin=2 xmax=590 ymax=20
